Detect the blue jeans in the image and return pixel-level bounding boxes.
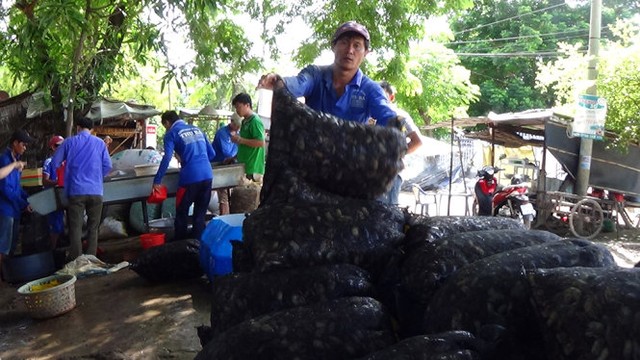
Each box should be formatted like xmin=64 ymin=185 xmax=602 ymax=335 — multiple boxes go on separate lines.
xmin=176 ymin=180 xmax=211 ymax=241
xmin=378 ymin=175 xmax=402 ymax=205
xmin=0 ymin=216 xmax=18 ymax=255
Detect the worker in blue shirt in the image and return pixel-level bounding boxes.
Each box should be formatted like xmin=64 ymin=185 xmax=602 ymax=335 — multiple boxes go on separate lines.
xmin=212 ymin=114 xmax=242 ymax=215
xmin=258 ymin=21 xmax=397 ymax=126
xmin=43 ymin=135 xmax=65 ymax=250
xmin=212 ymin=114 xmax=241 ymax=164
xmin=51 ymin=118 xmax=112 ymax=261
xmin=0 ymin=130 xmax=31 ymax=278
xmin=153 ymin=111 xmax=216 ymax=240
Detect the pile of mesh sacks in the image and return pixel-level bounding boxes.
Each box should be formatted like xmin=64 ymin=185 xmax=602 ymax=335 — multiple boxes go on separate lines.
xmin=196 ymin=87 xmax=640 ymax=360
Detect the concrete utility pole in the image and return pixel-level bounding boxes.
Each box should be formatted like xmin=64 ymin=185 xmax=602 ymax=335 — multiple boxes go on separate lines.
xmin=575 ymin=0 xmax=602 ymax=196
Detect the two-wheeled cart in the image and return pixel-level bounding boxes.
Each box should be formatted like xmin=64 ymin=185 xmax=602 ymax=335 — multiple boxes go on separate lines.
xmin=533 ymin=121 xmax=640 ymax=238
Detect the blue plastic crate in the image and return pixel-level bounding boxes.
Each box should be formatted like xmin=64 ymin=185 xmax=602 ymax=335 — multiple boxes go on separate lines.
xmin=200 ymin=214 xmax=245 ymax=279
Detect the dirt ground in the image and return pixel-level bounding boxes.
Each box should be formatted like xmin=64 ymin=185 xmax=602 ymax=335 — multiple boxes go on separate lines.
xmin=1 ymin=206 xmax=639 ymax=360
xmin=0 ymin=237 xmax=211 ymax=360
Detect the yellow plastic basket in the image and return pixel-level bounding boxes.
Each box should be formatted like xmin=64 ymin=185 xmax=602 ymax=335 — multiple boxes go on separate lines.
xmin=17 ymin=274 xmax=77 ymax=319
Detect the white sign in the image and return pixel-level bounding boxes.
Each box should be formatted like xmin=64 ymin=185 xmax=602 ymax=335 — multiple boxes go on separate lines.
xmin=145 ymin=124 xmax=157 ymax=149
xmin=571 ymin=94 xmax=607 ymax=140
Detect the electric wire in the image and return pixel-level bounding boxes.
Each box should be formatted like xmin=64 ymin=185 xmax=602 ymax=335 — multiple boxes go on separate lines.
xmin=453 ymin=2 xmax=569 ymax=36
xmin=447 ymin=25 xmax=611 ymax=46
xmin=454 ymin=50 xmax=587 ymax=57
xmin=447 ymin=28 xmax=589 ymax=45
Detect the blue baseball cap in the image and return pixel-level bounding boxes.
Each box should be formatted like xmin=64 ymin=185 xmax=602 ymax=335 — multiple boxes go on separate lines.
xmin=332 ymin=21 xmax=371 ymax=49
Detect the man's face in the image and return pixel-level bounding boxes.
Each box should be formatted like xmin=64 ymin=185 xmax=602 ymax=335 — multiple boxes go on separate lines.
xmin=332 ymin=34 xmax=369 ymax=72
xmin=233 ymin=103 xmax=250 ymax=118
xmin=12 ymin=140 xmax=27 ymax=156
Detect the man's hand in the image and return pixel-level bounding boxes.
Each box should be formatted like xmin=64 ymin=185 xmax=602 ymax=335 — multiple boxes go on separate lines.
xmin=14 ymin=161 xmax=25 ymax=171
xmin=387 ymin=116 xmax=407 ymax=132
xmin=257 ymin=73 xmax=285 ymax=90
xmin=231 ymin=134 xmax=241 ymax=144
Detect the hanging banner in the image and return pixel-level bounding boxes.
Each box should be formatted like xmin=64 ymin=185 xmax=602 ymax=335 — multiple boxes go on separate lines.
xmin=571 ymin=94 xmax=607 ymax=140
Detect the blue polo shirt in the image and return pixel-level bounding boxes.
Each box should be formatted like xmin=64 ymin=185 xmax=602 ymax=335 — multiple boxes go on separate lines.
xmin=43 ymin=157 xmax=57 ymax=185
xmin=51 ymin=130 xmax=112 ymax=197
xmin=284 ymin=65 xmax=397 ymax=125
xmin=211 ymin=124 xmax=238 ymax=163
xmin=0 ymin=149 xmax=29 ymax=217
xmin=154 ymin=119 xmax=216 ymax=187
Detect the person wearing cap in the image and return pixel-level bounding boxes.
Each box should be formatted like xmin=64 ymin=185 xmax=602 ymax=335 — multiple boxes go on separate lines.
xmin=377 ymin=81 xmax=423 ymax=205
xmin=153 ymin=110 xmax=217 ymax=241
xmin=0 ymin=129 xmax=33 ymax=278
xmin=43 ymin=135 xmax=65 ymax=249
xmin=258 ymin=21 xmax=397 ymax=126
xmin=51 ymin=118 xmax=112 ymax=261
xmin=212 ymin=114 xmax=242 ymax=215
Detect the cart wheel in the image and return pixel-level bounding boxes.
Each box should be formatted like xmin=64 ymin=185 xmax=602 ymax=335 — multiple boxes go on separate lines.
xmin=569 ymin=199 xmax=604 ymax=239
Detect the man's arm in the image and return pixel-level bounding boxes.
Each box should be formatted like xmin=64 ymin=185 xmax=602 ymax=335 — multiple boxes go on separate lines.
xmin=233 ymin=137 xmax=265 ymax=148
xmin=0 ymin=161 xmax=24 ymax=180
xmin=204 ymin=133 xmax=217 ymax=162
xmin=219 ymin=132 xmax=238 ymax=158
xmin=401 ymin=113 xmax=423 ymax=154
xmin=153 ymin=133 xmax=175 ymax=185
xmin=366 ymin=81 xmax=398 ymax=127
xmin=406 ymin=131 xmax=423 ymax=154
xmin=50 ymin=143 xmax=65 ymax=172
xmin=101 ymin=144 xmax=113 ymax=177
xmin=232 ymin=117 xmax=266 ymax=148
xmin=258 ymin=66 xmax=321 ymax=98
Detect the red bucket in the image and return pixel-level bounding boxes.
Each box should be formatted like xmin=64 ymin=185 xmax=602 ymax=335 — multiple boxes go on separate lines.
xmin=140 ymin=233 xmax=165 ymax=250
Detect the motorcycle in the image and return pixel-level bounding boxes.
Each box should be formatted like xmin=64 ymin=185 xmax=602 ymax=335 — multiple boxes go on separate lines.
xmin=473 ymin=166 xmax=536 ymax=229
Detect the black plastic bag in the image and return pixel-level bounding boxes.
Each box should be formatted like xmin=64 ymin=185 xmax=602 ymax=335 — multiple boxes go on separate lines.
xmin=243 ymin=201 xmax=406 ymax=277
xmin=359 ymin=331 xmax=485 ymax=360
xmin=209 ymin=264 xmax=374 ymax=336
xmin=528 ymin=267 xmax=640 ymax=360
xmin=130 ymin=239 xmax=203 ymax=282
xmin=262 ymin=86 xmax=406 ymax=200
xmin=196 ymin=297 xmax=395 ymax=360
xmin=423 ymin=239 xmax=617 ymax=360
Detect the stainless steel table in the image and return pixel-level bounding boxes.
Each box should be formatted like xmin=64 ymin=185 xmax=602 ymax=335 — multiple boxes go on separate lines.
xmin=28 ymin=163 xmax=246 ymax=230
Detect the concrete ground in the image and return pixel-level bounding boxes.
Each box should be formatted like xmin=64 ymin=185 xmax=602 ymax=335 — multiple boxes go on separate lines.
xmin=1 ymin=192 xmax=639 ymax=359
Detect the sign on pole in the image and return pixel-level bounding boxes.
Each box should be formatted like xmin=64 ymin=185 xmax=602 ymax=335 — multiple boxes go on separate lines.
xmin=571 ymin=94 xmax=607 ymax=140
xmin=146 ymin=124 xmax=157 ymax=149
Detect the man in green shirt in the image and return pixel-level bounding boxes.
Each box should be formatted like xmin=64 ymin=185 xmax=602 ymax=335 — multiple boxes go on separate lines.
xmin=231 ymin=93 xmax=266 ymax=182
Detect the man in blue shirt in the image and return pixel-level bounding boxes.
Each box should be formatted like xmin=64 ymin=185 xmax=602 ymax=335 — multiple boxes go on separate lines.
xmin=153 ymin=111 xmax=216 ymax=240
xmin=43 ymin=135 xmax=65 ymax=249
xmin=0 ymin=130 xmax=32 ymax=278
xmin=212 ymin=114 xmax=241 ymax=164
xmin=212 ymin=114 xmax=242 ymax=215
xmin=51 ymin=118 xmax=112 ymax=261
xmin=258 ymin=21 xmax=397 ymax=126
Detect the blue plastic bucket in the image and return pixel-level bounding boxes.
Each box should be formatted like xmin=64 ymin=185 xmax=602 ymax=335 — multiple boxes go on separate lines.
xmin=2 ymin=251 xmax=56 ymax=284
xmin=200 ymin=214 xmax=245 ymax=279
